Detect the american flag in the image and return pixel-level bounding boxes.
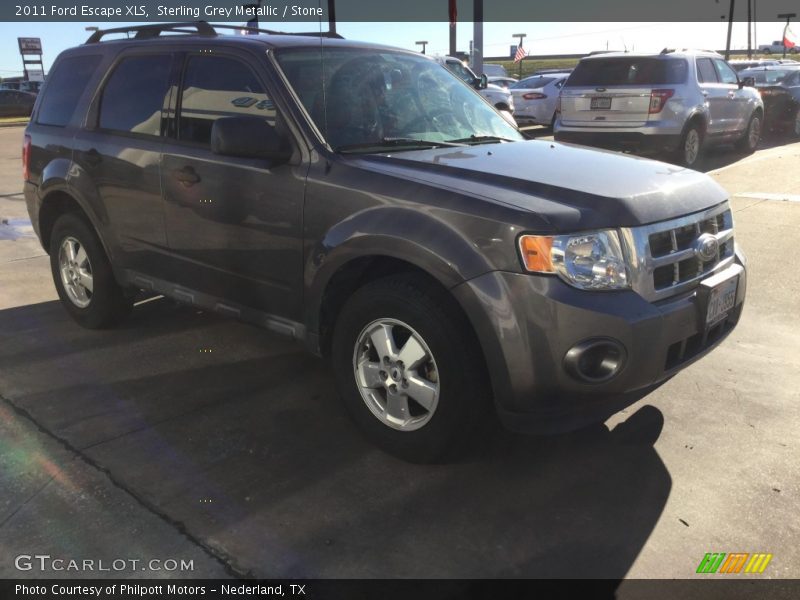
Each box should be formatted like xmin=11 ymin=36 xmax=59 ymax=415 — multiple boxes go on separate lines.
xmin=514 ymin=44 xmax=527 ymax=63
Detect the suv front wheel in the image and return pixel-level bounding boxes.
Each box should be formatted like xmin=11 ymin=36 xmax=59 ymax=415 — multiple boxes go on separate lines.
xmin=49 ymin=212 xmax=132 ymax=329
xmin=331 ymin=275 xmax=490 ymax=463
xmin=735 ymin=111 xmax=762 ymax=154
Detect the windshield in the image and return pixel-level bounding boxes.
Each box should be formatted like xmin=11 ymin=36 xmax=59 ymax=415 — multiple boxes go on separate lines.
xmin=275 ymin=47 xmax=523 ymax=152
xmin=566 ymin=57 xmax=688 ymax=87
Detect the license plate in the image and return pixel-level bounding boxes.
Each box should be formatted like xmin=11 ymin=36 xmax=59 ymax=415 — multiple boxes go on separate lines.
xmin=705 ymin=276 xmax=738 ymax=327
xmin=590 ymin=96 xmax=612 ymax=110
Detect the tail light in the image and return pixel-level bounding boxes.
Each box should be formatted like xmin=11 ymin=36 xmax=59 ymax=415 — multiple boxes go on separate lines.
xmin=22 ymin=134 xmax=31 ymax=181
xmin=522 ymin=92 xmax=547 ymax=100
xmin=649 ymin=89 xmax=674 ymax=114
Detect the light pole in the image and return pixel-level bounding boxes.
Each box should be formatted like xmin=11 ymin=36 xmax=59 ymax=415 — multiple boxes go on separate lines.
xmin=724 ymin=0 xmax=734 ymax=61
xmin=416 ymin=41 xmax=428 ymax=54
xmin=778 ymin=12 xmax=797 ymax=58
xmin=513 ymin=32 xmax=526 ymax=78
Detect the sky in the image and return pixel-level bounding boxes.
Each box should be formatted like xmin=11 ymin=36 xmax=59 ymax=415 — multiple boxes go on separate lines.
xmin=0 ymin=20 xmax=793 ymax=77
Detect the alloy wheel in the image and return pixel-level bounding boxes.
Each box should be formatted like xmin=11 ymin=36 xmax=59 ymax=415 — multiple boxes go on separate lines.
xmin=58 ymin=236 xmax=93 ymax=308
xmin=748 ymin=116 xmax=761 ymax=149
xmin=352 ymin=318 xmax=440 ymax=431
xmin=684 ymin=129 xmax=700 ymax=165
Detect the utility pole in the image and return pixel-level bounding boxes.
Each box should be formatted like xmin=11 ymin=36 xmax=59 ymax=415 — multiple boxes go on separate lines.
xmin=416 ymin=41 xmax=428 ymax=54
xmin=778 ymin=12 xmax=797 ymax=59
xmin=725 ymin=0 xmax=735 ymax=60
xmin=754 ymin=0 xmax=758 ymax=51
xmin=472 ymin=0 xmax=483 ymax=76
xmin=513 ymin=32 xmax=526 ymax=78
xmin=449 ymin=0 xmax=457 ymax=56
xmin=747 ymin=0 xmax=752 ymax=58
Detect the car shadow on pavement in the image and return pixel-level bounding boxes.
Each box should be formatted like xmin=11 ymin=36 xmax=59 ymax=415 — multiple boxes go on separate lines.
xmin=0 ymin=299 xmax=671 ymax=582
xmin=698 ymin=131 xmax=797 ymax=173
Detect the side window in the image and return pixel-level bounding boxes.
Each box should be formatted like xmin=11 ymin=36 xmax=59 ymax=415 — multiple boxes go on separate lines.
xmin=696 ymin=58 xmax=719 ymax=84
xmin=99 ymin=55 xmax=172 ymax=136
xmin=37 ymin=54 xmax=101 ymax=127
xmin=178 ymin=55 xmax=274 ymax=146
xmin=714 ymin=59 xmax=739 ymax=85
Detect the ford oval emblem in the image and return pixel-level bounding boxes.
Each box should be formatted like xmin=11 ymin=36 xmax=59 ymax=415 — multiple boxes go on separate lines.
xmin=694 ymin=233 xmax=719 ymax=262
xmin=596 ymin=87 xmax=606 ymax=92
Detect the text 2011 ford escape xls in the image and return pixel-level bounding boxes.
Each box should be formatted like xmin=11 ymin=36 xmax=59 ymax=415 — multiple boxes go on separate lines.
xmin=23 ymin=23 xmax=746 ymax=462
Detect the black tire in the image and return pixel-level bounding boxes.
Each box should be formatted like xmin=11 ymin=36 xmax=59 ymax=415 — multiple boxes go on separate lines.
xmin=675 ymin=121 xmax=705 ymax=168
xmin=792 ymin=107 xmax=800 ymax=139
xmin=331 ymin=274 xmax=491 ymax=463
xmin=49 ymin=212 xmax=132 ymax=329
xmin=735 ymin=111 xmax=762 ymax=154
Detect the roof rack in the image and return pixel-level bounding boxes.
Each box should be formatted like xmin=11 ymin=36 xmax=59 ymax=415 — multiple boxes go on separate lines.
xmin=85 ymin=21 xmax=342 ymax=44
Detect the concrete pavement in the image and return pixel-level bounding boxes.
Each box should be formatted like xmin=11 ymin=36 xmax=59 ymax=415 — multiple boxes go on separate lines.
xmin=1 ymin=125 xmax=798 ymax=581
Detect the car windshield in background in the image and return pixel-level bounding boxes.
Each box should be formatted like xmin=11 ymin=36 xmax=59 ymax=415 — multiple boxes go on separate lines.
xmin=275 ymin=48 xmax=523 ymax=152
xmin=512 ymin=76 xmax=556 ymax=89
xmin=566 ymin=57 xmax=689 ymax=86
xmin=740 ymin=69 xmax=795 ymax=84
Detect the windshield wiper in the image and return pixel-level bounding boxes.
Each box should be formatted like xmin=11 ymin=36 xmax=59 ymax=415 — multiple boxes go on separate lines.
xmin=337 ymin=137 xmax=467 ymax=153
xmin=446 ymin=135 xmax=518 ymax=145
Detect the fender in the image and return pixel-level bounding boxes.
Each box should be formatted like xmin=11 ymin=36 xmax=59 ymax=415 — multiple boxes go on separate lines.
xmin=38 ymin=158 xmax=116 ymax=260
xmin=304 ymin=205 xmax=495 ymax=335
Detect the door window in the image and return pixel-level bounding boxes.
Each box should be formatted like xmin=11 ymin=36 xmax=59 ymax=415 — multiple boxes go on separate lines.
xmin=713 ymin=59 xmax=739 ymax=85
xmin=98 ymin=55 xmax=172 ymax=136
xmin=696 ymin=58 xmax=719 ymax=84
xmin=178 ymin=55 xmax=274 ymax=146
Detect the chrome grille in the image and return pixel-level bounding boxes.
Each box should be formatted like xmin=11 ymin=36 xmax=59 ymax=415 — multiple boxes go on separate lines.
xmin=620 ymin=202 xmax=735 ymax=302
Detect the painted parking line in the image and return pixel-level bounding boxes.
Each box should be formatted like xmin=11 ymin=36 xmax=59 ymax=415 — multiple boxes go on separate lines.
xmin=734 ymin=192 xmax=800 ymax=203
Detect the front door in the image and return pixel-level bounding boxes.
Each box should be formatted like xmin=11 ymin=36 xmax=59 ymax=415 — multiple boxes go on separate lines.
xmin=161 ymin=51 xmax=306 ymax=322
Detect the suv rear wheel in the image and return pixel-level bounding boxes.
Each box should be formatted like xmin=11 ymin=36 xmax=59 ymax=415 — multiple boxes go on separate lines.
xmin=735 ymin=111 xmax=762 ymax=154
xmin=49 ymin=212 xmax=132 ymax=329
xmin=331 ymin=275 xmax=490 ymax=463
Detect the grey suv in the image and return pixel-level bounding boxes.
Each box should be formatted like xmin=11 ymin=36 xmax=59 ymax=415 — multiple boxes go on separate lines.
xmin=555 ymin=50 xmax=764 ymax=167
xmin=23 ymin=23 xmax=746 ymax=462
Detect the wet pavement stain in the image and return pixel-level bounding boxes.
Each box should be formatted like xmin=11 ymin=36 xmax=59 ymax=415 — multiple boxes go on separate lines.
xmin=0 ymin=218 xmax=34 ymax=241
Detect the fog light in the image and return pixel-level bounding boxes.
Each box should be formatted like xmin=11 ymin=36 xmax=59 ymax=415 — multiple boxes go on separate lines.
xmin=564 ymin=338 xmax=626 ymax=383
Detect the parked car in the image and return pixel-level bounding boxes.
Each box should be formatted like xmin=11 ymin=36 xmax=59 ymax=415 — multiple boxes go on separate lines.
xmin=487 ymin=76 xmax=518 ymax=89
xmin=758 ymin=41 xmax=798 ymax=54
xmin=555 ymin=50 xmax=764 ymax=168
xmin=738 ymin=66 xmax=800 ymax=136
xmin=729 ymin=59 xmax=779 ymax=72
xmin=482 ymin=63 xmax=508 ymax=78
xmin=510 ymin=72 xmax=570 ymax=127
xmin=434 ymin=56 xmax=515 ymax=118
xmin=0 ymin=89 xmax=36 ymax=117
xmin=24 ymin=24 xmax=746 ymax=462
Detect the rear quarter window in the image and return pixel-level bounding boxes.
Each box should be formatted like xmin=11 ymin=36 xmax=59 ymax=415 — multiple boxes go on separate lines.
xmin=37 ymin=54 xmax=102 ymax=127
xmin=566 ymin=57 xmax=688 ymax=87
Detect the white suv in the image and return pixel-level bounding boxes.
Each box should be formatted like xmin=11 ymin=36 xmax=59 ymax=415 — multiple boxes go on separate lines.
xmin=554 ymin=50 xmax=764 ymax=167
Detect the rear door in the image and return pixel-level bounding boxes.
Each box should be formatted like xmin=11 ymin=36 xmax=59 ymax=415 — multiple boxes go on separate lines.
xmin=72 ymin=50 xmax=175 ymax=277
xmin=160 ymin=49 xmax=306 ymax=321
xmin=695 ymin=57 xmax=729 ymax=135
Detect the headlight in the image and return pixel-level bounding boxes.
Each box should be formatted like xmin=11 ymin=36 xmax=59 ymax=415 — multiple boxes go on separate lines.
xmin=518 ymin=230 xmax=629 ymax=290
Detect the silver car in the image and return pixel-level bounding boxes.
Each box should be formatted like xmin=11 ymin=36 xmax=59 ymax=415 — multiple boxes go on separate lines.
xmin=555 ymin=50 xmax=764 ymax=167
xmin=510 ymin=72 xmax=570 ymax=127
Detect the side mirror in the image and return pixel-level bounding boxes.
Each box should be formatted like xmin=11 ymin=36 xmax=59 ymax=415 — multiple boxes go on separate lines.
xmin=211 ymin=116 xmax=291 ymax=162
xmin=477 ymin=74 xmax=489 ymax=90
xmin=741 ymin=76 xmax=755 ymax=88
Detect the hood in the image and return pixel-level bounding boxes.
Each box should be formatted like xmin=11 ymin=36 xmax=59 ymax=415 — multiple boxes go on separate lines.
xmin=347 ymin=140 xmax=729 ymax=232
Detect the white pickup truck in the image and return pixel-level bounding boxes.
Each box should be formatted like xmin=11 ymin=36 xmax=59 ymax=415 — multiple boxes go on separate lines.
xmin=758 ymin=40 xmax=798 ymax=54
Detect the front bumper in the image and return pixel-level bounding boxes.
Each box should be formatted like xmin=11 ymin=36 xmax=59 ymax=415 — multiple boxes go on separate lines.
xmin=452 ymin=254 xmax=746 ymax=434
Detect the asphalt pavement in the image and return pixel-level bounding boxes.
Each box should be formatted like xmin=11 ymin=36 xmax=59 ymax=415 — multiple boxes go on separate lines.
xmin=0 ymin=124 xmax=798 ymax=582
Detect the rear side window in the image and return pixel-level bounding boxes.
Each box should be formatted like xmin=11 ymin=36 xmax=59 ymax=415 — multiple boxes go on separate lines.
xmin=566 ymin=57 xmax=688 ymax=87
xmin=178 ymin=55 xmax=274 ymax=146
xmin=99 ymin=55 xmax=172 ymax=136
xmin=696 ymin=58 xmax=719 ymax=83
xmin=37 ymin=54 xmax=101 ymax=127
